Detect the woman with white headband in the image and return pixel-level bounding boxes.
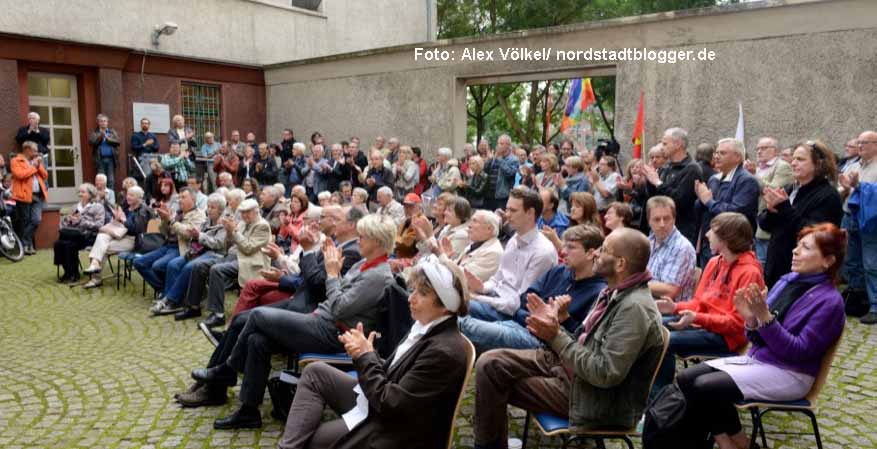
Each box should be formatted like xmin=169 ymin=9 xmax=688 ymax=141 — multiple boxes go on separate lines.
xmin=279 ymin=254 xmax=470 ymax=449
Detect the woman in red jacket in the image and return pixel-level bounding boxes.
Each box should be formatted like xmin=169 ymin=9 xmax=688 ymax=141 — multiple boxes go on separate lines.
xmin=650 ymin=212 xmax=765 ymax=397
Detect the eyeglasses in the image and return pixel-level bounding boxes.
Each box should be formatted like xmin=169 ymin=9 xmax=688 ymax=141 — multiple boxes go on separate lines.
xmin=858 ymin=141 xmax=877 ymax=146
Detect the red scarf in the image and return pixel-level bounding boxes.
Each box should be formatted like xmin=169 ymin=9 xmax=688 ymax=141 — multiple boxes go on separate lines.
xmin=360 ymin=254 xmax=389 ymax=272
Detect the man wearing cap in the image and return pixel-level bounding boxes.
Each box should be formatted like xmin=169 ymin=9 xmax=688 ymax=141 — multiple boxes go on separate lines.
xmin=395 ymin=192 xmax=424 ymax=259
xmin=199 ymin=198 xmax=271 ymax=329
xmin=375 ymin=185 xmax=405 ymax=226
xmin=183 ymin=214 xmax=395 ymax=430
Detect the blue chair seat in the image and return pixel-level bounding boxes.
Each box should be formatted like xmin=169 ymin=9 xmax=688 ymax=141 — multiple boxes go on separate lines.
xmin=346 ymin=370 xmax=358 ymax=379
xmin=299 ymin=353 xmax=353 ymax=363
xmin=534 ymin=413 xmax=569 ymax=433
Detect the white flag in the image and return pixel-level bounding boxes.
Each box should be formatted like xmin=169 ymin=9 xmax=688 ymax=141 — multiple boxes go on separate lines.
xmin=735 ymin=101 xmax=745 ymax=150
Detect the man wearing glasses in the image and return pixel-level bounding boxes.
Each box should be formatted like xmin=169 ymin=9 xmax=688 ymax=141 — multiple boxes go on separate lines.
xmin=841 ymin=131 xmax=877 ymax=324
xmin=749 ymin=136 xmax=794 ymax=268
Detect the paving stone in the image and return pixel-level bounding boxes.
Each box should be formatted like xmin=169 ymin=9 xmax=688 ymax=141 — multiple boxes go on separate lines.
xmin=2 ymin=252 xmax=877 ymax=448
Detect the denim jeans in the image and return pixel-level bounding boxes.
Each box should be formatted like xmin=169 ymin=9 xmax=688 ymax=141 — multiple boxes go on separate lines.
xmin=98 ymin=157 xmax=115 ymax=189
xmin=862 ymin=230 xmax=877 ymax=313
xmin=133 ymin=244 xmax=180 ymax=292
xmin=459 ymin=317 xmax=541 ymax=353
xmin=468 ymin=300 xmax=512 ymax=322
xmin=650 ymin=316 xmax=730 ymax=401
xmin=165 ymin=252 xmax=223 ymax=304
xmin=754 ymin=237 xmax=770 ymax=269
xmin=842 ymin=213 xmax=865 ymax=291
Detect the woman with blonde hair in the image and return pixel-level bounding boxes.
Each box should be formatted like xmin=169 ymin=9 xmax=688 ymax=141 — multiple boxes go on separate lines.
xmin=393 ymin=145 xmax=420 ymax=199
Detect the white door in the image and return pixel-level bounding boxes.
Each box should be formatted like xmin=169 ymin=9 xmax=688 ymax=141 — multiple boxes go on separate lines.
xmin=27 ymin=73 xmax=82 ymax=204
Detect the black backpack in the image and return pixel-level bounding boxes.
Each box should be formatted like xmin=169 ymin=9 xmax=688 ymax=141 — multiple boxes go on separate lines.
xmin=642 ymin=384 xmax=713 ymax=449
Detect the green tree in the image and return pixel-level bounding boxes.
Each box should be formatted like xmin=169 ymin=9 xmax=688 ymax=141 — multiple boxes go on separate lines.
xmin=440 ymin=0 xmax=735 ymax=145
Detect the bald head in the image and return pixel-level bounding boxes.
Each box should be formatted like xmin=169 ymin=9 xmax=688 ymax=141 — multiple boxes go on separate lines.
xmin=858 ymin=130 xmax=877 ymax=162
xmin=610 ymin=228 xmax=651 ymax=276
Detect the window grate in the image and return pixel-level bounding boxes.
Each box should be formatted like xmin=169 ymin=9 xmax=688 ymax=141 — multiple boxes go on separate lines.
xmin=181 ymin=82 xmax=222 ymax=147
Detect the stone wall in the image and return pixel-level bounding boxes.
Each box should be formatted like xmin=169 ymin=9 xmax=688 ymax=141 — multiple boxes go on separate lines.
xmin=264 ymin=0 xmax=877 ymax=160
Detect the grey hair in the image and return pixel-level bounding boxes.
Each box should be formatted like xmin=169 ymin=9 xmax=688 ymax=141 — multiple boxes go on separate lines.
xmin=293 ymin=142 xmax=306 ymax=151
xmin=356 ymin=214 xmax=397 ymax=254
xmin=218 ymin=172 xmax=233 ymax=182
xmin=96 ymin=113 xmax=109 ymax=121
xmin=226 ymin=188 xmax=246 ymax=204
xmin=317 ymin=191 xmax=332 ymax=201
xmin=717 ymin=137 xmax=746 ymax=160
xmin=214 ymin=186 xmax=229 ymax=197
xmin=472 ymin=209 xmax=500 ymax=238
xmin=27 ymin=111 xmax=40 ymax=121
xmin=377 ymin=186 xmax=393 ymax=197
xmin=664 ymin=127 xmax=689 ymax=149
xmin=128 ymin=186 xmax=144 ymax=200
xmin=353 ymin=187 xmax=368 ymax=200
xmin=95 ymin=173 xmax=107 ymax=183
xmin=497 ymin=134 xmax=512 ymax=144
xmin=262 ymin=185 xmax=281 ymax=200
xmin=207 ymin=193 xmax=227 ymax=209
xmin=437 ymin=147 xmax=453 ymax=158
xmin=80 ymin=183 xmax=98 ymax=201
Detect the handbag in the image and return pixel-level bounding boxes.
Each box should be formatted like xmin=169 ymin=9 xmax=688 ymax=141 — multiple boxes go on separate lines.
xmin=99 ymin=221 xmax=128 ymax=240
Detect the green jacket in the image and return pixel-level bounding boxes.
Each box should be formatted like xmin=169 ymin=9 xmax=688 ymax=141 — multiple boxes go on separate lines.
xmin=548 ymin=281 xmax=663 ymax=432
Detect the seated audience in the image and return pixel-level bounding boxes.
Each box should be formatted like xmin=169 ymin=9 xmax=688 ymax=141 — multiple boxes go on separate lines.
xmin=450 ymin=209 xmax=503 ymax=282
xmin=473 ymin=228 xmax=664 ymax=448
xmin=537 ymin=188 xmax=570 ymax=252
xmin=465 ymin=187 xmax=557 ymax=322
xmin=82 ymin=186 xmax=150 ymax=287
xmin=162 ymin=142 xmax=195 ymax=191
xmin=277 ymin=190 xmax=309 ymax=252
xmin=278 ymin=255 xmax=470 ymax=449
xmin=589 ymin=155 xmax=622 ymax=212
xmin=759 ymin=140 xmax=842 ymax=287
xmin=375 ymin=186 xmax=405 ymax=226
xmin=260 ymin=185 xmax=290 ymax=235
xmin=180 ymin=214 xmax=394 ymax=430
xmin=94 ymin=173 xmax=115 ymax=205
xmin=54 ymin=183 xmax=106 ymax=282
xmin=604 ymin=201 xmax=633 ymax=231
xmin=646 ymin=196 xmax=696 ymax=301
xmin=392 ymin=145 xmax=419 ymax=199
xmin=151 ymin=193 xmax=230 ymax=317
xmin=461 ymin=224 xmax=607 ymax=353
xmin=458 ymin=155 xmax=488 ymax=208
xmin=673 ymin=223 xmax=845 ymax=449
xmin=350 ymin=187 xmax=369 ymax=215
xmin=134 ymin=188 xmax=206 ymax=295
xmin=651 ymin=212 xmax=764 ymax=396
xmin=394 ymin=193 xmax=425 ymax=259
xmin=436 ymin=196 xmax=472 ymax=259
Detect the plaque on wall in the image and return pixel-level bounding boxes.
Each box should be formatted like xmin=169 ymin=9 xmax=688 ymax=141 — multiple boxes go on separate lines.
xmin=132 ymin=103 xmax=171 ymax=133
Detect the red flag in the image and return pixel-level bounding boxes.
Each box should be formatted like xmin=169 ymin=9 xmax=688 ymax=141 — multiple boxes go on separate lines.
xmin=631 ymin=91 xmax=644 ymax=159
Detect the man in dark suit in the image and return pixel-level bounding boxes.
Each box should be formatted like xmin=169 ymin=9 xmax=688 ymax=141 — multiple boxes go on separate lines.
xmin=15 ymin=112 xmax=50 ymax=155
xmin=693 ymin=137 xmax=760 ymax=267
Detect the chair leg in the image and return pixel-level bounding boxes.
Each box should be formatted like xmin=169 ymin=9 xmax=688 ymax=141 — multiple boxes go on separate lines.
xmin=621 ymin=436 xmax=635 ymax=449
xmin=758 ymin=410 xmax=768 ymax=448
xmin=748 ymin=408 xmax=761 ymax=449
xmin=594 ymin=438 xmax=606 ymax=449
xmin=116 ymin=257 xmax=121 ymax=289
xmin=805 ymin=410 xmax=823 ymax=449
xmin=521 ymin=411 xmax=531 ymax=449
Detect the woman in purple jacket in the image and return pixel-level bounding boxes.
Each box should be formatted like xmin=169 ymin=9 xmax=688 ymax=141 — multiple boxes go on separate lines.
xmin=674 ymin=223 xmax=846 ymax=449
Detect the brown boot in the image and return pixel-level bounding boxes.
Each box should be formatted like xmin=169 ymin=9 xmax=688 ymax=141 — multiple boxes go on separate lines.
xmin=176 ymin=382 xmax=227 ymax=408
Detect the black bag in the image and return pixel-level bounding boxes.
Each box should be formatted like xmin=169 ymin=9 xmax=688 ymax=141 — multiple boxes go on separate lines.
xmin=642 ymin=384 xmax=713 ymax=449
xmin=375 ymin=274 xmax=414 ymax=359
xmin=138 ymin=233 xmax=166 ymax=253
xmin=267 ymin=371 xmax=298 ymax=422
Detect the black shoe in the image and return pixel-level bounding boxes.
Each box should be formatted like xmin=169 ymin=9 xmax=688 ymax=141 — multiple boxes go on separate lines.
xmin=175 ymin=307 xmax=202 ymax=321
xmin=201 ymin=313 xmax=226 ymax=328
xmin=200 ymin=322 xmax=221 ymax=347
xmin=860 ymin=311 xmax=877 ymax=325
xmin=191 ymin=364 xmax=237 ymax=386
xmin=213 ymin=405 xmax=262 ymax=430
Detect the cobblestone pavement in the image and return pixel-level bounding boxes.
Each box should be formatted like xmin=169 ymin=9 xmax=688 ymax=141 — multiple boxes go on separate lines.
xmin=1 ymin=252 xmax=877 ymax=449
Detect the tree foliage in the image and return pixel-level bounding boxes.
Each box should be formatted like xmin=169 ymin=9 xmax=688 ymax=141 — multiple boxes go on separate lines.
xmin=440 ymin=0 xmax=735 ymax=145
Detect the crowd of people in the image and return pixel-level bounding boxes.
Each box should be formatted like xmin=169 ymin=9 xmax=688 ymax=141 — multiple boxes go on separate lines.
xmin=4 ymin=115 xmax=876 ymax=449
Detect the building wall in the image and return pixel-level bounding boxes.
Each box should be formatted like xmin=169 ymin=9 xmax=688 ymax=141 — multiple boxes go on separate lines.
xmin=0 ymin=0 xmax=433 ymax=66
xmin=264 ymin=0 xmax=877 ymax=160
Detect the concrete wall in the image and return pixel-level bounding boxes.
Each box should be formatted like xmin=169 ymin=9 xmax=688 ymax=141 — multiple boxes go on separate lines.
xmin=264 ymin=0 xmax=877 ymax=160
xmin=0 ymin=0 xmax=432 ymax=66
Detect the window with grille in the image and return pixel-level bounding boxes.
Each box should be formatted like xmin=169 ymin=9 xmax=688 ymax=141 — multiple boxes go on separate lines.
xmin=181 ymin=82 xmax=222 ymax=147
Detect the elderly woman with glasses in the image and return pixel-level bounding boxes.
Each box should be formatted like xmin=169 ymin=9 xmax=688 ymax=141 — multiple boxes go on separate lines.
xmin=54 ymin=183 xmax=106 ymax=282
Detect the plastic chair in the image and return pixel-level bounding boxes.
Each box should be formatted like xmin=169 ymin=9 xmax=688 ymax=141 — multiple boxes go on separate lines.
xmin=521 ymin=326 xmax=671 ymax=449
xmin=735 ymin=332 xmax=843 ymax=449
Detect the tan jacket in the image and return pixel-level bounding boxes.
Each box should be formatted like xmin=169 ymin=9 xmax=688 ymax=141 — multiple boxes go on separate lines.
xmin=455 ymin=237 xmax=503 ymax=282
xmin=755 ymin=159 xmax=794 ymax=239
xmin=229 ymin=217 xmax=272 ymax=287
xmin=160 ymin=208 xmax=207 ymax=255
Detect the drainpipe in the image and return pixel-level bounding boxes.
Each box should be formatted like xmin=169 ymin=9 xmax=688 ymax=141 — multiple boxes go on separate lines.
xmin=426 ymin=0 xmax=436 ymax=41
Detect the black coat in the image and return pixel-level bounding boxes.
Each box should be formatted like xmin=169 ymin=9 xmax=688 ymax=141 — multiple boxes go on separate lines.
xmin=331 ymin=317 xmax=468 ymax=449
xmin=646 ymin=155 xmax=702 ymax=244
xmin=16 ymin=126 xmax=50 ymax=154
xmin=758 ymin=177 xmax=842 ymax=287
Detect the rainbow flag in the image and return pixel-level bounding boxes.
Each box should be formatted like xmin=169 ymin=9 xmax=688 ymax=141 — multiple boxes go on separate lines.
xmin=560 ymin=78 xmax=596 ymax=133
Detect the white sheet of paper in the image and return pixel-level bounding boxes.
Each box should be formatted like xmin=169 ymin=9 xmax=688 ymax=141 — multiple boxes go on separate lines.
xmin=341 ymin=384 xmax=369 ymax=430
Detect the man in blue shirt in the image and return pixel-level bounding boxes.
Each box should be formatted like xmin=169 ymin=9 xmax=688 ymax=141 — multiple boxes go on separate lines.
xmin=485 ymin=134 xmax=519 ymax=211
xmin=460 ymin=224 xmax=607 ymax=352
xmin=537 ymin=187 xmax=570 ymax=237
xmin=131 ymin=117 xmax=160 ymax=181
xmin=88 ymin=113 xmax=121 ymax=189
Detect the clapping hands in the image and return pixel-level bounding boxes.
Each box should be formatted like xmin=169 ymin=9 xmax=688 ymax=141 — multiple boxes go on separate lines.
xmin=338 ymin=322 xmax=376 ymax=360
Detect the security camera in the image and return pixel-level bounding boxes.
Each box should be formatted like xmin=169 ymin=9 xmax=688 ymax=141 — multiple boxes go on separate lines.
xmin=161 ymin=22 xmax=178 ymax=35
xmin=152 ymin=22 xmax=179 ymax=46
